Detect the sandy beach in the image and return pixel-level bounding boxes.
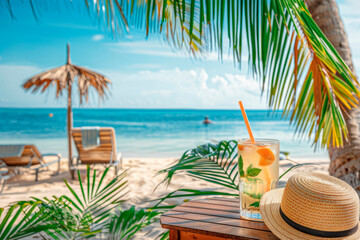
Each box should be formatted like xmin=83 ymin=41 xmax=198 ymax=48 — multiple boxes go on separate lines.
xmin=2 ymin=0 xmax=359 ymax=238
xmin=0 ymin=156 xmax=330 ymax=239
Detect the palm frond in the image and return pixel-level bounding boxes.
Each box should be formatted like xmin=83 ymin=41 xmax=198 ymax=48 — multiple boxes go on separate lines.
xmin=154 ymin=0 xmax=359 ymax=149
xmin=107 ymin=206 xmax=160 ymax=240
xmin=154 ymin=188 xmax=238 ymax=209
xmin=153 ymin=140 xmax=240 ymax=236
xmin=108 ymin=0 xmax=359 ymax=149
xmin=8 ymin=165 xmax=162 ymax=239
xmin=36 ymin=166 xmax=129 ymax=239
xmin=8 ymin=1 xmax=360 ymax=148
xmin=158 ymin=230 xmax=169 ymax=240
xmin=159 ymin=140 xmax=239 ymax=191
xmin=9 ymin=1 xmax=359 ymax=147
xmin=0 ymin=201 xmax=56 ymax=240
xmin=276 ymin=0 xmax=360 ymax=149
xmin=279 ymin=163 xmax=317 ymax=180
xmin=156 ymin=140 xmax=313 ymax=206
xmin=47 ymin=0 xmax=356 ymax=149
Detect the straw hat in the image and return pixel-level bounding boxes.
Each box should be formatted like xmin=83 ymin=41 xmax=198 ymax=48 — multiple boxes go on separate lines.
xmin=260 ymin=172 xmax=360 ymax=240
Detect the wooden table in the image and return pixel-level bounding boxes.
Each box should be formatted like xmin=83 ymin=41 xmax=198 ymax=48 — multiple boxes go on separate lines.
xmin=160 ymin=197 xmax=279 ymax=240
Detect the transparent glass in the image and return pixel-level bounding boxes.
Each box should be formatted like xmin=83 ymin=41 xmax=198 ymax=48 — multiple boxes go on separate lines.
xmin=238 ymin=138 xmax=279 ymax=221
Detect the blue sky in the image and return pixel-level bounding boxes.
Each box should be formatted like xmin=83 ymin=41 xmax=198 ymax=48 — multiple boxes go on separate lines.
xmin=1 ymin=0 xmax=360 ymax=109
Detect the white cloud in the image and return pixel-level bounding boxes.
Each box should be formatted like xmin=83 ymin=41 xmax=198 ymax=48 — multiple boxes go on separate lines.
xmin=141 ymin=89 xmax=173 ymax=96
xmin=104 ymin=67 xmax=265 ymax=109
xmin=0 ymin=64 xmax=265 ymax=109
xmin=91 ymin=34 xmax=105 ymax=41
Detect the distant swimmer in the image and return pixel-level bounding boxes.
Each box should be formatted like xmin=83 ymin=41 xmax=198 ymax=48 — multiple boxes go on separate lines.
xmin=203 ymin=116 xmax=213 ymax=125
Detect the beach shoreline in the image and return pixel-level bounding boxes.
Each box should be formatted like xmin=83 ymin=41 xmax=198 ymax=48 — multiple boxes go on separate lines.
xmin=0 ymin=108 xmax=328 ymax=159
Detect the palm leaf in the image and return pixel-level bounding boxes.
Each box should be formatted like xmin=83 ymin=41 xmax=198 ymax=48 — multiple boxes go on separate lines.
xmin=63 ymin=0 xmax=357 ymax=149
xmin=159 ymin=140 xmax=239 ymax=191
xmin=154 ymin=188 xmax=238 ymax=209
xmin=9 ymin=166 xmax=158 ymax=239
xmin=107 ymin=206 xmax=160 ymax=240
xmin=9 ymin=0 xmax=359 ymax=147
xmin=279 ymin=163 xmax=317 ymax=180
xmin=157 ymin=140 xmax=314 ymax=203
xmin=104 ymin=0 xmax=359 ymax=149
xmin=152 ymin=140 xmax=241 ymax=238
xmin=0 ymin=201 xmax=56 ymax=240
xmin=36 ymin=166 xmax=129 ymax=239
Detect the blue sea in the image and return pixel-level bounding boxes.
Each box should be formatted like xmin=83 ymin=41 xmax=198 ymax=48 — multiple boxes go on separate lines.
xmin=0 ymin=108 xmax=327 ymax=159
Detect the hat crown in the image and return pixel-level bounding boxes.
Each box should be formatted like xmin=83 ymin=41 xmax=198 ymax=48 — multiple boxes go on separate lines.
xmin=280 ymin=172 xmax=359 ymax=232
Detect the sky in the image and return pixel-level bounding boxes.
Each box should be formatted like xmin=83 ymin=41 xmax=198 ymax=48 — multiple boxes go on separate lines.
xmin=1 ymin=0 xmax=360 ymax=109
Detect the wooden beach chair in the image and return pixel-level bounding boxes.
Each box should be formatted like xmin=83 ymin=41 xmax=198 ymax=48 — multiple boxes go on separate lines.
xmin=0 ymin=144 xmax=61 ymax=182
xmin=71 ymin=127 xmax=122 ymax=175
xmin=0 ymin=160 xmax=14 ymax=193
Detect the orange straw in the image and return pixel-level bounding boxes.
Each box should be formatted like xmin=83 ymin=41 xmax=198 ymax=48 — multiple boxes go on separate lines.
xmin=238 ymin=101 xmax=255 ymax=144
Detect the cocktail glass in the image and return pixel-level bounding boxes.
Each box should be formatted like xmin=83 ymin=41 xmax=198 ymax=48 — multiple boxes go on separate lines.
xmin=237 ymin=138 xmax=279 ymax=221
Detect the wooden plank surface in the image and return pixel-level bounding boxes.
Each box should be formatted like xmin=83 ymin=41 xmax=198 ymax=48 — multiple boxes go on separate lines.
xmin=163 ymin=211 xmax=269 ymax=231
xmin=193 ymin=198 xmax=240 ymax=207
xmin=182 ymin=201 xmax=240 ymax=213
xmin=180 ymin=231 xmax=267 ymax=240
xmin=160 ymin=197 xmax=278 ymax=240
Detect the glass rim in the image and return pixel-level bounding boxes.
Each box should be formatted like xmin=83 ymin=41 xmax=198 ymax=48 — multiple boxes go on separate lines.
xmin=237 ymin=138 xmax=279 ymax=144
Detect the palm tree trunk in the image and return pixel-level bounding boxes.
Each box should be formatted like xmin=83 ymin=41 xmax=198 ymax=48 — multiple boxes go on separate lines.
xmin=305 ymin=0 xmax=360 ymax=193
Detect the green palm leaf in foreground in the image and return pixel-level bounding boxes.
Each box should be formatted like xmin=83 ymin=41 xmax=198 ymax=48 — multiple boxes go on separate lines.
xmin=36 ymin=167 xmax=130 ymax=239
xmin=0 ymin=201 xmax=55 ymax=240
xmin=87 ymin=0 xmax=360 ymax=149
xmin=158 ymin=0 xmax=359 ymax=149
xmin=8 ymin=1 xmax=360 ymax=148
xmin=158 ymin=140 xmax=240 ymax=200
xmin=157 ymin=140 xmax=313 ymax=204
xmin=107 ymin=206 xmax=160 ymax=240
xmin=160 ymin=140 xmax=239 ymax=190
xmin=11 ymin=166 xmax=159 ymax=239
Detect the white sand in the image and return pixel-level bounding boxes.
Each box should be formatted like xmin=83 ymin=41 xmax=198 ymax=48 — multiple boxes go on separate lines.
xmin=0 ymin=156 xmax=330 ymax=239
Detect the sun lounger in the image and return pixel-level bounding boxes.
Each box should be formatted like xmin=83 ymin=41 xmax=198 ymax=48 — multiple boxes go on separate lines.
xmin=71 ymin=127 xmax=122 ymax=175
xmin=0 ymin=160 xmax=14 ymax=193
xmin=0 ymin=144 xmax=61 ymax=182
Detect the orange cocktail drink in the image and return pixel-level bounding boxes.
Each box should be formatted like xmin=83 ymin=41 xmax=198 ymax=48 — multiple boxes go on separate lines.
xmin=237 ymin=138 xmax=279 ymax=221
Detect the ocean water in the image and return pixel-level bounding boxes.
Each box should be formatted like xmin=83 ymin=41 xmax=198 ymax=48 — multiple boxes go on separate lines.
xmin=0 ymin=108 xmax=327 ymax=159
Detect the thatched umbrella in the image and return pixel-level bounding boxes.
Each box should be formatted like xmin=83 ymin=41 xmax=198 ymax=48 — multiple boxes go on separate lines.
xmin=23 ymin=44 xmax=111 ymax=179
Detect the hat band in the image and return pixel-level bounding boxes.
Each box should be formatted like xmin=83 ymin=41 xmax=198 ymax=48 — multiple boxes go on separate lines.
xmin=280 ymin=207 xmax=358 ymax=238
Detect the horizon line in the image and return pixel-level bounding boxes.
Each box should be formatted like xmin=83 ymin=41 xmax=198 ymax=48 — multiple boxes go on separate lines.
xmin=0 ymin=106 xmax=284 ymax=111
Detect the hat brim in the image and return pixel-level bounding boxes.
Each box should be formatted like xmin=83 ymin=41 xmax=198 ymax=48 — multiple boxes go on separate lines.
xmin=260 ymin=188 xmax=360 ymax=240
